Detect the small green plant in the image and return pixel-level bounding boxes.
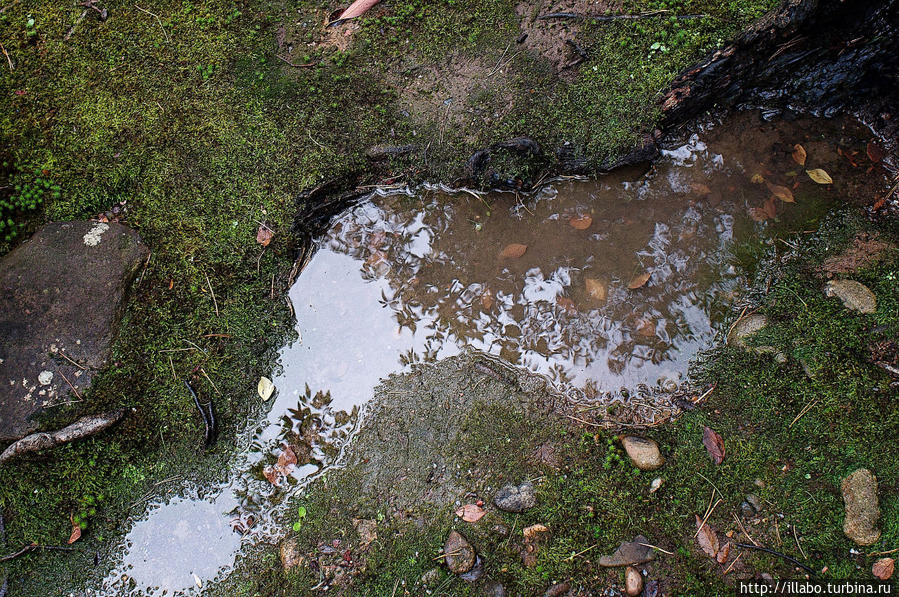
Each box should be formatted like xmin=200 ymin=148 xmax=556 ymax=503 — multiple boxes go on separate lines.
xmin=1 ymin=166 xmax=59 ymax=243
xmin=291 ymin=506 xmax=307 ymax=532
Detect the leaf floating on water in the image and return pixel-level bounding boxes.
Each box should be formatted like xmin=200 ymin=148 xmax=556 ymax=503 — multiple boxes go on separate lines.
xmin=750 ymin=173 xmax=765 ymax=184
xmin=480 ymin=288 xmax=495 ymax=310
xmin=806 ymin=168 xmax=833 ymax=184
xmin=585 ymin=278 xmax=607 ymax=302
xmin=702 ymin=426 xmax=725 ymax=465
xmin=628 ymin=271 xmax=651 ymax=290
xmin=277 ymin=445 xmax=297 ymax=474
xmin=256 ymin=224 xmax=274 ymax=247
xmin=338 ymin=0 xmax=381 ymax=20
xmin=257 ymin=376 xmax=275 ymax=401
xmin=791 ymin=144 xmax=807 ymax=166
xmin=873 ymin=557 xmax=895 ymax=580
xmin=500 ymin=243 xmax=527 ymax=259
xmin=455 ymin=504 xmax=486 ymax=523
xmin=766 ymin=182 xmax=794 ymax=203
xmin=263 ymin=465 xmax=280 ymax=486
xmin=569 ymin=214 xmax=592 ymax=230
xmin=867 ymin=141 xmax=885 ymax=164
xmin=556 ymin=295 xmax=577 ymax=313
xmin=695 ymin=514 xmax=720 ymax=559
xmin=690 ymin=183 xmax=712 ymax=196
xmin=635 ymin=318 xmax=656 ymax=337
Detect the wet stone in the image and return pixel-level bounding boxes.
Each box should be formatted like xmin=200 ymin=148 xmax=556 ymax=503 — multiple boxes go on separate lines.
xmin=621 ymin=437 xmax=665 ymax=471
xmin=494 ymin=481 xmax=537 ymax=513
xmin=841 ymin=468 xmax=881 ymax=546
xmin=0 ymin=221 xmax=148 ymax=440
xmin=825 ymin=279 xmax=877 ymax=314
xmin=482 ymin=580 xmax=506 ymax=597
xmin=444 ymin=530 xmax=476 ymax=574
xmin=543 ymin=582 xmax=570 ymax=597
xmin=280 ymin=538 xmax=304 ymax=571
xmin=625 ymin=566 xmax=644 ymax=597
xmin=599 ymin=535 xmax=656 ymax=567
xmin=727 ymin=314 xmax=769 ymax=348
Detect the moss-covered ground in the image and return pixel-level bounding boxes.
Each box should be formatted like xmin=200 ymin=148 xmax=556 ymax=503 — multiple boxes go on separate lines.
xmin=226 ymin=210 xmax=898 ymax=595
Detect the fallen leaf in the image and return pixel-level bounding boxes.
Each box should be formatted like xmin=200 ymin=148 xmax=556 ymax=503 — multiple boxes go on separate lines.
xmin=480 ymin=289 xmax=495 ymax=310
xmin=277 ymin=445 xmax=297 ymax=473
xmin=873 ymin=557 xmax=894 ymax=580
xmin=750 ymin=173 xmax=765 ymax=184
xmin=628 ymin=271 xmax=651 ymax=290
xmin=806 ymin=169 xmax=833 ymax=184
xmin=500 ymin=243 xmax=527 ymax=259
xmin=556 ymin=295 xmax=577 ymax=313
xmin=256 ymin=224 xmax=274 ymax=247
xmin=702 ymin=426 xmax=725 ymax=465
xmin=791 ymin=144 xmax=807 ymax=166
xmin=748 ymin=207 xmax=768 ymax=222
xmin=523 ymin=523 xmax=549 ymax=541
xmin=585 ymin=278 xmax=607 ymax=302
xmin=695 ymin=514 xmax=720 ymax=559
xmin=68 ymin=514 xmax=81 ymax=544
xmin=766 ymin=181 xmax=795 ymax=203
xmin=455 ymin=504 xmax=486 ymax=523
xmin=691 ymin=183 xmax=712 ymax=196
xmin=867 ymin=142 xmax=885 ymax=163
xmin=716 ymin=542 xmax=731 ymax=564
xmin=763 ymin=196 xmax=777 ymax=219
xmin=649 ymin=477 xmax=664 ymax=493
xmin=569 ymin=214 xmax=592 ymax=230
xmin=258 ymin=376 xmax=275 ymax=401
xmin=635 ymin=318 xmax=656 ymax=337
xmin=339 ymin=0 xmax=380 ymax=20
xmin=263 ymin=465 xmax=280 ymax=486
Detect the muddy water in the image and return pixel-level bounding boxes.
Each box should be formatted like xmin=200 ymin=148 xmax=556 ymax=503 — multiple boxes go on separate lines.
xmin=91 ymin=112 xmax=882 ymax=595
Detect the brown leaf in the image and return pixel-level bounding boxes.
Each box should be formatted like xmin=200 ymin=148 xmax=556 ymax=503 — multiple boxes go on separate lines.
xmin=523 ymin=523 xmax=549 ymax=542
xmin=750 ymin=173 xmax=765 ymax=184
xmin=702 ymin=426 xmax=725 ymax=465
xmin=480 ymin=288 xmax=495 ymax=310
xmin=766 ymin=182 xmax=795 ymax=203
xmin=339 ymin=0 xmax=381 ymax=20
xmin=263 ymin=465 xmax=280 ymax=487
xmin=748 ymin=208 xmax=768 ymax=222
xmin=68 ymin=514 xmax=81 ymax=544
xmin=569 ymin=214 xmax=592 ymax=230
xmin=455 ymin=504 xmax=486 ymax=523
xmin=867 ymin=142 xmax=885 ymax=163
xmin=585 ymin=278 xmax=607 ymax=302
xmin=500 ymin=243 xmax=527 ymax=259
xmin=806 ymin=169 xmax=833 ymax=184
xmin=695 ymin=514 xmax=720 ymax=559
xmin=628 ymin=271 xmax=651 ymax=290
xmin=691 ymin=183 xmax=712 ymax=196
xmin=556 ymin=296 xmax=577 ymax=313
xmin=791 ymin=144 xmax=807 ymax=166
xmin=635 ymin=318 xmax=656 ymax=337
xmin=256 ymin=225 xmax=274 ymax=247
xmin=763 ymin=196 xmax=777 ymax=219
xmin=276 ymin=445 xmax=297 ymax=473
xmin=716 ymin=542 xmax=731 ymax=564
xmin=873 ymin=558 xmax=894 ymax=580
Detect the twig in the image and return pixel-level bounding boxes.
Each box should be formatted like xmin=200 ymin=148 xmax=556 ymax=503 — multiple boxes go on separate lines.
xmin=695 ymin=498 xmax=722 ymax=539
xmin=58 ymin=352 xmax=88 ymax=370
xmin=792 ymin=525 xmax=807 ymax=560
xmin=137 ymin=251 xmax=152 ymax=286
xmin=64 ymin=9 xmax=88 ymax=41
xmin=789 ymin=398 xmax=819 ymax=428
xmin=723 ymin=552 xmax=743 ymax=575
xmin=733 ymin=513 xmax=759 ymax=547
xmin=184 ymin=379 xmax=215 ymax=447
xmin=0 ymin=41 xmax=13 ymax=71
xmin=200 ymin=367 xmax=221 ymax=396
xmin=538 ymin=10 xmax=705 ymax=22
xmin=868 ymin=547 xmax=899 ymax=557
xmin=135 ymin=5 xmax=170 ymax=43
xmin=168 ymin=355 xmax=177 ymax=381
xmin=875 ymin=362 xmax=899 ymax=377
xmin=565 ymin=543 xmax=598 ymax=561
xmin=57 ymin=368 xmax=82 ymax=400
xmin=735 ymin=542 xmax=815 ymax=575
xmin=637 ymin=542 xmax=675 ymax=555
xmin=204 ymin=273 xmax=219 ymax=317
xmin=564 ymin=413 xmax=601 ymax=427
xmin=0 ymin=543 xmax=76 ymax=562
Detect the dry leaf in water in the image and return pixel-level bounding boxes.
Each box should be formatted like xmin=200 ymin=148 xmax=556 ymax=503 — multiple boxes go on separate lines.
xmin=480 ymin=289 xmax=495 ymax=310
xmin=500 ymin=243 xmax=528 ymax=259
xmin=750 ymin=173 xmax=765 ymax=184
xmin=792 ymin=144 xmax=807 ymax=166
xmin=766 ymin=181 xmax=795 ymax=203
xmin=702 ymin=426 xmax=726 ymax=464
xmin=867 ymin=142 xmax=885 ymax=163
xmin=806 ymin=169 xmax=833 ymax=184
xmin=556 ymin=296 xmax=577 ymax=313
xmin=455 ymin=504 xmax=486 ymax=523
xmin=585 ymin=278 xmax=607 ymax=302
xmin=263 ymin=465 xmax=280 ymax=486
xmin=68 ymin=514 xmax=82 ymax=544
xmin=339 ymin=0 xmax=381 ymax=20
xmin=636 ymin=318 xmax=656 ymax=337
xmin=256 ymin=225 xmax=274 ymax=247
xmin=628 ymin=271 xmax=651 ymax=290
xmin=277 ymin=445 xmax=297 ymax=473
xmin=872 ymin=558 xmax=894 ymax=580
xmin=691 ymin=183 xmax=712 ymax=196
xmin=258 ymin=376 xmax=275 ymax=401
xmin=695 ymin=514 xmax=720 ymax=559
xmin=569 ymin=214 xmax=592 ymax=230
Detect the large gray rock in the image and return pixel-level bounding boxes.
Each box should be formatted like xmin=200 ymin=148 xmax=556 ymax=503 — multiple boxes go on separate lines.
xmin=0 ymin=221 xmax=148 ymax=440
xmin=599 ymin=535 xmax=656 ymax=567
xmin=494 ymin=481 xmax=537 ymax=513
xmin=825 ymin=279 xmax=877 ymax=314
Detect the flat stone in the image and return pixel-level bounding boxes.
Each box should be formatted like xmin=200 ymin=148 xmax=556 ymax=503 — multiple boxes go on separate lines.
xmin=825 ymin=279 xmax=877 ymax=314
xmin=726 ymin=314 xmax=768 ymax=348
xmin=494 ymin=481 xmax=537 ymax=513
xmin=841 ymin=468 xmax=881 ymax=545
xmin=0 ymin=221 xmax=148 ymax=440
xmin=599 ymin=535 xmax=656 ymax=567
xmin=543 ymin=582 xmax=570 ymax=597
xmin=280 ymin=538 xmax=304 ymax=571
xmin=444 ymin=530 xmax=476 ymax=574
xmin=625 ymin=566 xmax=644 ymax=597
xmin=482 ymin=580 xmax=506 ymax=597
xmin=621 ymin=437 xmax=665 ymax=471
xmin=420 ymin=568 xmax=441 ymax=587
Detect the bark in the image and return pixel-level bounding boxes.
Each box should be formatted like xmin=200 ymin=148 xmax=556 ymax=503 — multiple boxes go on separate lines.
xmin=0 ymin=410 xmax=126 ymax=463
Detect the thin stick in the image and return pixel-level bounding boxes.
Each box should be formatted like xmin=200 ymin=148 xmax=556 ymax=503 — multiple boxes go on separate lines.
xmin=792 ymin=525 xmax=807 ymax=560
xmin=565 ymin=543 xmax=598 ymax=561
xmin=733 ymin=513 xmax=759 ymax=547
xmin=135 ymin=5 xmax=170 ymax=43
xmin=57 ymin=368 xmax=82 ymax=400
xmin=200 ymin=367 xmax=221 ymax=396
xmin=564 ymin=413 xmax=601 ymax=427
xmin=0 ymin=543 xmax=76 ymax=562
xmin=695 ymin=498 xmax=722 ymax=538
xmin=0 ymin=41 xmax=13 ymax=71
xmin=538 ymin=10 xmax=706 ymax=22
xmin=790 ymin=398 xmax=819 ymax=428
xmin=205 ymin=273 xmax=219 ymax=317
xmin=723 ymin=552 xmax=743 ymax=575
xmin=868 ymin=547 xmax=899 ymax=557
xmin=58 ymin=352 xmax=88 ymax=370
xmin=735 ymin=542 xmax=815 ymax=575
xmin=137 ymin=251 xmax=152 ymax=286
xmin=168 ymin=355 xmax=177 ymax=381
xmin=637 ymin=541 xmax=674 ymax=555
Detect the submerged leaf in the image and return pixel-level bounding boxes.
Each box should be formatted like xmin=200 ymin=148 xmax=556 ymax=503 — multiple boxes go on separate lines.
xmin=628 ymin=271 xmax=651 ymax=290
xmin=258 ymin=376 xmax=275 ymax=401
xmin=791 ymin=144 xmax=807 ymax=166
xmin=766 ymin=182 xmax=794 ymax=203
xmin=702 ymin=426 xmax=725 ymax=464
xmin=585 ymin=278 xmax=607 ymax=302
xmin=500 ymin=243 xmax=528 ymax=259
xmin=480 ymin=288 xmax=495 ymax=310
xmin=569 ymin=214 xmax=593 ymax=230
xmin=867 ymin=142 xmax=885 ymax=164
xmin=277 ymin=445 xmax=297 ymax=473
xmin=695 ymin=514 xmax=720 ymax=558
xmin=806 ymin=168 xmax=833 ymax=184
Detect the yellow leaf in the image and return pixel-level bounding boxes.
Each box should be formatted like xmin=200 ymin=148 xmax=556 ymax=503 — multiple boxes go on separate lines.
xmin=500 ymin=243 xmax=527 ymax=259
xmin=766 ymin=181 xmax=795 ymax=203
xmin=257 ymin=376 xmax=275 ymax=401
xmin=585 ymin=278 xmax=607 ymax=302
xmin=750 ymin=173 xmax=765 ymax=184
xmin=628 ymin=271 xmax=651 ymax=290
xmin=791 ymin=144 xmax=807 ymax=166
xmin=806 ymin=169 xmax=833 ymax=184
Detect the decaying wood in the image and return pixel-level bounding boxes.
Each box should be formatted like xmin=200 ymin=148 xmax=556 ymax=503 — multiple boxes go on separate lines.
xmin=0 ymin=410 xmax=126 ymax=463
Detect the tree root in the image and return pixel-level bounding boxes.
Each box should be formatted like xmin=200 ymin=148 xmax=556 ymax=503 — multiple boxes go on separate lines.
xmin=0 ymin=410 xmax=126 ymax=464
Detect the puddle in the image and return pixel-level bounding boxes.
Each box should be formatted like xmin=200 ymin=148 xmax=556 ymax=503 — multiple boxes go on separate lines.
xmin=89 ymin=111 xmax=884 ymax=595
